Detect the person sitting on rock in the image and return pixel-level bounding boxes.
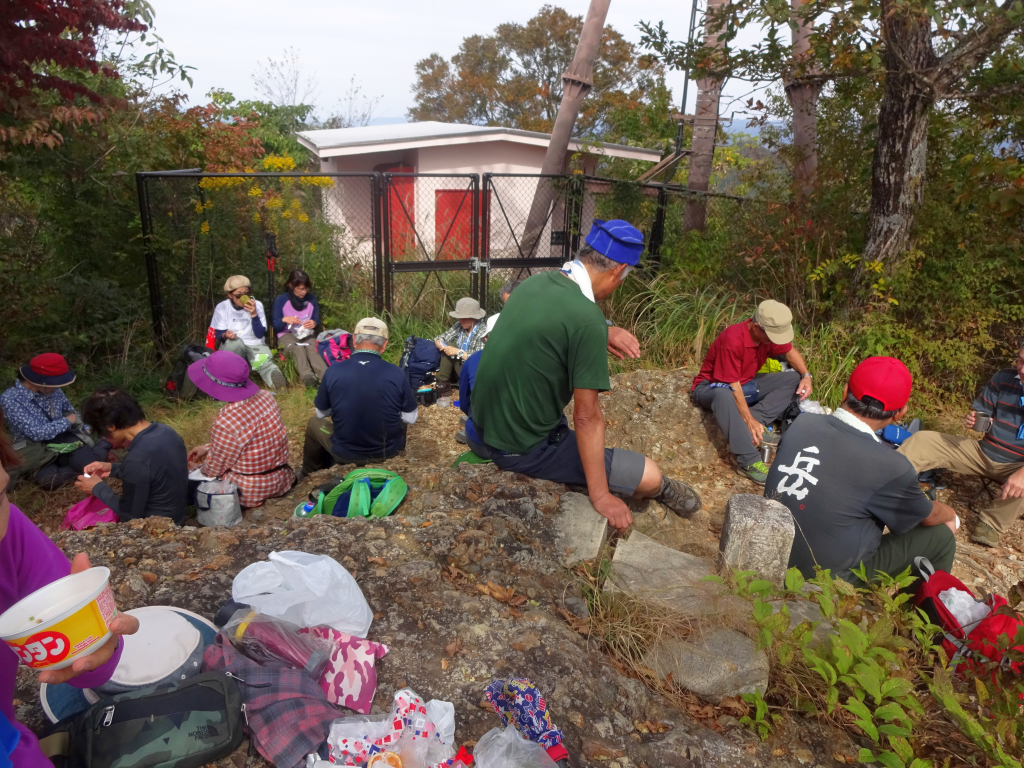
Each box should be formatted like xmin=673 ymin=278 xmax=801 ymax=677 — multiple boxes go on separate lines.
xmin=210 ymin=275 xmax=287 ymax=391
xmin=300 ymin=317 xmax=418 ymax=478
xmin=0 ymin=354 xmax=110 ymax=490
xmin=185 ymin=351 xmax=294 ymax=508
xmin=766 ymin=356 xmax=957 ymax=583
xmin=76 ymin=386 xmax=189 ymax=525
xmin=455 ymin=313 xmax=501 ymax=445
xmin=433 ymin=297 xmax=487 ymax=395
xmin=691 ymin=300 xmax=813 ymax=485
xmin=898 ymin=341 xmax=1024 ymax=548
xmin=466 ymin=219 xmax=702 ymax=530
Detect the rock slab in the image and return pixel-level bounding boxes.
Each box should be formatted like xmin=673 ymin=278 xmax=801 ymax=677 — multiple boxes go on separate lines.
xmin=554 ymin=492 xmax=608 ymax=565
xmin=719 ymin=494 xmax=794 ymax=586
xmin=644 ymin=627 xmax=770 ymax=704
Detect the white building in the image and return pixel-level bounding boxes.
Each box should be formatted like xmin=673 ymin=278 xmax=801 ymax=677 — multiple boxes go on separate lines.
xmin=296 ymin=121 xmax=659 ymax=262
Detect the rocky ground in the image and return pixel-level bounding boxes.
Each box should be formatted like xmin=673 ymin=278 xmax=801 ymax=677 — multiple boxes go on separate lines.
xmin=13 ymin=368 xmax=1024 ymax=768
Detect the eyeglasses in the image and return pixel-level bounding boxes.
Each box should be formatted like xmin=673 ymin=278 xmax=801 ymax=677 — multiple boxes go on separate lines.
xmin=230 ymin=290 xmax=250 ymax=298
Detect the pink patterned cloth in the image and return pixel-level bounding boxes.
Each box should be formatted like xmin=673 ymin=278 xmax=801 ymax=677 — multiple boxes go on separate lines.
xmin=302 ymin=626 xmax=388 ymax=714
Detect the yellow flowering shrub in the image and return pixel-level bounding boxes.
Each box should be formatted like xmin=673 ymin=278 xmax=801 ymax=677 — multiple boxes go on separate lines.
xmin=200 ymin=221 xmax=210 ymax=234
xmin=262 ymin=155 xmax=297 ymax=172
xmin=298 ymin=213 xmax=309 ymax=222
xmin=248 ymin=185 xmax=263 ymax=197
xmin=298 ymin=177 xmax=335 ymax=188
xmin=199 ymin=177 xmax=244 ymax=190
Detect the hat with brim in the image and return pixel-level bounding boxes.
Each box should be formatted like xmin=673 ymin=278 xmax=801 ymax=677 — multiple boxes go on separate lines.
xmin=484 ymin=313 xmax=500 ymax=337
xmin=40 ymin=606 xmax=219 ymax=724
xmin=754 ymin=300 xmax=794 ymax=345
xmin=187 ymin=350 xmax=259 ymax=403
xmin=585 ymin=219 xmax=645 ymax=266
xmin=21 ymin=353 xmax=76 ymax=387
xmin=450 ymin=297 xmax=486 ymax=320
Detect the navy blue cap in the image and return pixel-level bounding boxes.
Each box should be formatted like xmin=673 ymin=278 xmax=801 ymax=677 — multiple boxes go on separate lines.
xmin=584 ymin=219 xmax=645 ymax=266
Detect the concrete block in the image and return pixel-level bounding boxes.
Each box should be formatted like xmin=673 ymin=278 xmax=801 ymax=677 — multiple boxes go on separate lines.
xmin=720 ymin=494 xmax=795 ymax=587
xmin=555 ymin=492 xmax=608 ymax=565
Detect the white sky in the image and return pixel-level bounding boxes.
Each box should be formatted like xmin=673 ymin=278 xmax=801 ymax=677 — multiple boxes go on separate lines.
xmin=148 ymin=0 xmax=770 ymax=124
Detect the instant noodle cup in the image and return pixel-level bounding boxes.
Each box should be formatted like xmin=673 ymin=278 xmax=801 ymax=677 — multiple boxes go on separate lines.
xmin=0 ymin=567 xmax=117 ymax=671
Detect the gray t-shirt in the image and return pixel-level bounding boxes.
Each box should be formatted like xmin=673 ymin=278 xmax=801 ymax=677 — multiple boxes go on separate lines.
xmin=764 ymin=413 xmax=933 ymax=579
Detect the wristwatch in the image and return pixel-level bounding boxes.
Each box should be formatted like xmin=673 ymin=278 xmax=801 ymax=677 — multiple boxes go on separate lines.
xmin=802 ymin=373 xmax=813 ymax=379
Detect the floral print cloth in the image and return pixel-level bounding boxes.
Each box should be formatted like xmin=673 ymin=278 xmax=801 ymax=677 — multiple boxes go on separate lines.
xmin=484 ymin=677 xmax=568 ymax=762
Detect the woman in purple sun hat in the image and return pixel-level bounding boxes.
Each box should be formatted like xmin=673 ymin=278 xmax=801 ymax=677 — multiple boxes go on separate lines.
xmin=185 ymin=351 xmax=293 ymax=508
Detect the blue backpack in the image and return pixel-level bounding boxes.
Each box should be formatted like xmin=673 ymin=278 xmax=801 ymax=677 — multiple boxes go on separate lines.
xmin=399 ymin=336 xmax=441 ymax=391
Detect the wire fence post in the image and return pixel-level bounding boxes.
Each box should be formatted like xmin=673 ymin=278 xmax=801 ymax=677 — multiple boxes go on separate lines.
xmin=648 ymin=186 xmax=669 ymax=273
xmin=136 ymin=172 xmax=167 ymax=355
xmin=371 ymin=172 xmax=385 ymax=315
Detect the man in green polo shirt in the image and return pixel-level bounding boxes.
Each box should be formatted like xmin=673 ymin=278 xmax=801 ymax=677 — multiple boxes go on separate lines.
xmin=466 ymin=219 xmax=701 ymax=530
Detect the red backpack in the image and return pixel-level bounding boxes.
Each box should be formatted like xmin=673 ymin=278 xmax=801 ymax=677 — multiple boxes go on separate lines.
xmin=913 ymin=557 xmax=1024 ymax=676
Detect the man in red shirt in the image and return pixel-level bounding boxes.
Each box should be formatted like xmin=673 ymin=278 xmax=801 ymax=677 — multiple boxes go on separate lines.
xmin=692 ymin=300 xmax=813 ymax=483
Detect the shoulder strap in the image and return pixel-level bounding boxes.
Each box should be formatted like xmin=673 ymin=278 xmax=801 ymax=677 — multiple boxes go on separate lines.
xmin=38 ymin=732 xmax=70 ymax=759
xmin=369 ymin=476 xmax=408 ymax=518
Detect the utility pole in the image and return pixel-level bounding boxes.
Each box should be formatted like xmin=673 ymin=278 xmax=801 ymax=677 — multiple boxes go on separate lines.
xmin=518 ymin=0 xmax=611 ymax=265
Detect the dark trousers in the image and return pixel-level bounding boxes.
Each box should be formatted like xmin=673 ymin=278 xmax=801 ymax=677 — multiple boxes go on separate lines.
xmin=436 ymin=356 xmax=464 ymax=385
xmin=694 ymin=371 xmax=801 ymax=466
xmin=301 ymin=416 xmax=401 ymax=475
xmin=11 ymin=431 xmax=109 ymax=490
xmin=852 ymin=524 xmax=956 ymax=585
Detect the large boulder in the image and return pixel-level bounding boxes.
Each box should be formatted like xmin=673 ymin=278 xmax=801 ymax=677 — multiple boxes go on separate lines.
xmin=643 ymin=628 xmax=770 ymax=704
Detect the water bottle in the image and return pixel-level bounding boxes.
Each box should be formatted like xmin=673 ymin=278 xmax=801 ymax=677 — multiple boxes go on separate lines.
xmin=294 ymin=501 xmax=317 ymax=518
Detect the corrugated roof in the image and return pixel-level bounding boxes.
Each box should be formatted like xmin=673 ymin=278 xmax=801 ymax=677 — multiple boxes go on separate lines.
xmin=296 ymin=120 xmax=660 ymax=160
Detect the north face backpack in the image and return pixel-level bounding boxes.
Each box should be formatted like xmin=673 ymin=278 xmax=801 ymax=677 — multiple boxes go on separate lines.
xmin=41 ymin=672 xmax=245 ymax=768
xmin=164 ymin=344 xmax=212 ymax=400
xmin=398 ymin=336 xmax=441 ymax=392
xmin=913 ymin=557 xmax=1024 ymax=679
xmin=316 ymin=330 xmax=354 ymax=368
xmin=303 ymin=468 xmax=407 ymax=519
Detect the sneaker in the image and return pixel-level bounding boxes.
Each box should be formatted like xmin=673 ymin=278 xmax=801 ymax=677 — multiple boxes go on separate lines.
xmin=301 ymin=373 xmax=318 ymax=388
xmin=270 ymin=370 xmax=288 ymax=390
xmin=741 ymin=461 xmax=770 ymax=485
xmin=455 ymin=430 xmax=468 ymax=445
xmin=971 ymin=520 xmax=1001 ymax=548
xmin=655 ymin=476 xmax=702 ymax=517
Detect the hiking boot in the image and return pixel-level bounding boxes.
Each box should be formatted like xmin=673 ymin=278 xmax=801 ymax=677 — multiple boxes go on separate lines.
xmin=435 ymin=381 xmax=453 ymax=397
xmin=655 ymin=476 xmax=702 ymax=517
xmin=270 ymin=370 xmax=288 ymax=390
xmin=301 ymin=373 xmax=318 ymax=388
xmin=455 ymin=430 xmax=468 ymax=444
xmin=741 ymin=461 xmax=770 ymax=485
xmin=971 ymin=520 xmax=1001 ymax=548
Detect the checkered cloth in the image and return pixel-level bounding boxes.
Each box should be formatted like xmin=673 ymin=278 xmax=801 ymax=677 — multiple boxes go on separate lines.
xmin=203 ymin=634 xmax=338 ymax=768
xmin=201 ymin=390 xmax=293 ymax=507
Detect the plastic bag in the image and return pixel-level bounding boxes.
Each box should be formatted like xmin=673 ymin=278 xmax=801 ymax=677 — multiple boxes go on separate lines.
xmin=425 ymin=699 xmax=456 ymax=747
xmin=223 ymin=609 xmax=333 ymax=679
xmin=939 ymin=588 xmax=992 ymax=629
xmin=61 ymin=496 xmax=117 ymax=530
xmin=232 ymin=551 xmax=374 ymax=637
xmin=799 ymin=400 xmax=828 ymax=415
xmin=473 ymin=725 xmax=558 ymax=768
xmin=327 ymin=688 xmax=456 ymax=768
xmin=195 ymin=480 xmax=242 ymax=528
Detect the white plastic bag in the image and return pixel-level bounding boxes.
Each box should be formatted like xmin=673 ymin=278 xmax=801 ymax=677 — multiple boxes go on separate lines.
xmin=425 ymin=699 xmax=456 ymax=747
xmin=232 ymin=551 xmax=373 ymax=637
xmin=939 ymin=587 xmax=991 ymax=629
xmin=474 ymin=725 xmax=558 ymax=768
xmin=799 ymin=400 xmax=828 ymax=415
xmin=195 ymin=480 xmax=242 ymax=528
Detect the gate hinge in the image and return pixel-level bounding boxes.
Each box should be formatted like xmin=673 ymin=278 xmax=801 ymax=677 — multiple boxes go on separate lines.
xmin=469 ymin=257 xmax=489 ymax=274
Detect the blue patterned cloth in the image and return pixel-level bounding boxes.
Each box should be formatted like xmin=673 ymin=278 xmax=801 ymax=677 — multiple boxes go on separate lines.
xmin=484 ymin=677 xmax=564 ymax=749
xmin=0 ymin=380 xmax=77 ymax=443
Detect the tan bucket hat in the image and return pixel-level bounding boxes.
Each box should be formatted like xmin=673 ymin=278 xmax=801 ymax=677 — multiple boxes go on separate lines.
xmin=449 ymin=297 xmax=486 ymax=320
xmin=754 ymin=300 xmax=794 ymax=344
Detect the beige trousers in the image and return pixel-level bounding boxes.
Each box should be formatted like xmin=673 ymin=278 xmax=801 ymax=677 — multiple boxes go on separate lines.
xmin=898 ymin=431 xmax=1024 ymax=533
xmin=279 ymin=333 xmax=327 ymax=382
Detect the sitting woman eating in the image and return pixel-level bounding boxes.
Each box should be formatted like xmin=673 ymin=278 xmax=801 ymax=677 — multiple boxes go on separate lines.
xmin=0 ymin=427 xmax=139 ymax=768
xmin=211 ymin=275 xmax=287 ymax=391
xmin=434 ymin=297 xmax=487 ymax=395
xmin=272 ymin=269 xmax=326 ymax=388
xmin=75 ymin=387 xmax=189 ymax=525
xmin=185 ymin=351 xmax=294 ymax=508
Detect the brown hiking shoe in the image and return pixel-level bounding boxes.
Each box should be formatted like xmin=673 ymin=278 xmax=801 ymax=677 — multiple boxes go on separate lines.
xmin=970 ymin=520 xmax=1001 ymax=548
xmin=655 ymin=476 xmax=702 ymax=517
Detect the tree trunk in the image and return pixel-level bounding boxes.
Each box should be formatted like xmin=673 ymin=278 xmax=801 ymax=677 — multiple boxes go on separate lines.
xmin=785 ymin=0 xmax=821 ymax=197
xmin=683 ymin=0 xmax=729 ymax=232
xmin=863 ymin=5 xmax=936 ymax=264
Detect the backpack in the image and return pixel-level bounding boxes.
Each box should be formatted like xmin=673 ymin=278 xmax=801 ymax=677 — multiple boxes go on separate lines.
xmin=316 ymin=330 xmax=354 ymax=367
xmin=398 ymin=336 xmax=441 ymax=392
xmin=913 ymin=557 xmax=1024 ymax=678
xmin=61 ymin=497 xmax=117 ymax=531
xmin=41 ymin=673 xmax=244 ymax=768
xmin=164 ymin=344 xmax=212 ymax=400
xmin=302 ymin=469 xmax=407 ymax=519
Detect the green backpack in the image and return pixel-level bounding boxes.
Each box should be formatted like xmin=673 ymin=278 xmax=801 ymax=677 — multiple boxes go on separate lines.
xmin=297 ymin=468 xmax=407 ymax=519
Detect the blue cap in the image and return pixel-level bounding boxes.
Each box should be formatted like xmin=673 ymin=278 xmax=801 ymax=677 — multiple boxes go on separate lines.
xmin=584 ymin=219 xmax=645 ymax=266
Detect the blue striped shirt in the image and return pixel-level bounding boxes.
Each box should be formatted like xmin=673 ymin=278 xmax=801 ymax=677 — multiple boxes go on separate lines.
xmin=972 ymin=368 xmax=1024 ymax=463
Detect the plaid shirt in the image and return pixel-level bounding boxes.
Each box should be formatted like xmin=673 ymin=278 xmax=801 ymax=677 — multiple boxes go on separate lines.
xmin=0 ymin=380 xmax=77 ymax=443
xmin=203 ymin=635 xmax=338 ymax=768
xmin=436 ymin=319 xmax=487 ymax=359
xmin=201 ymin=390 xmax=293 ymax=507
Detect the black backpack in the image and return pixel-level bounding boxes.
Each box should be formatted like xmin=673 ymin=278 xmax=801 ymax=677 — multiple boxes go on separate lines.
xmin=398 ymin=336 xmax=441 ymax=392
xmin=164 ymin=344 xmax=212 ymax=400
xmin=41 ymin=673 xmax=245 ymax=768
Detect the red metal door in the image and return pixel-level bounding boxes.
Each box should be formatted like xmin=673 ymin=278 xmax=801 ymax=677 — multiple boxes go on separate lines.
xmin=388 ymin=168 xmax=415 ymax=260
xmin=435 ymin=189 xmax=490 ymax=261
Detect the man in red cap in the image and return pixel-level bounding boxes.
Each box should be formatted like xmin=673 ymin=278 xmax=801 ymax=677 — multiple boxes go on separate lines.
xmin=899 ymin=342 xmax=1024 ymax=548
xmin=766 ymin=356 xmax=957 ymax=582
xmin=0 ymin=354 xmax=110 ymax=490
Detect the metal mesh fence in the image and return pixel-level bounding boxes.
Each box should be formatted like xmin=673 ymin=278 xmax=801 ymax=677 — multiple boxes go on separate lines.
xmin=137 ymin=170 xmax=748 ymax=353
